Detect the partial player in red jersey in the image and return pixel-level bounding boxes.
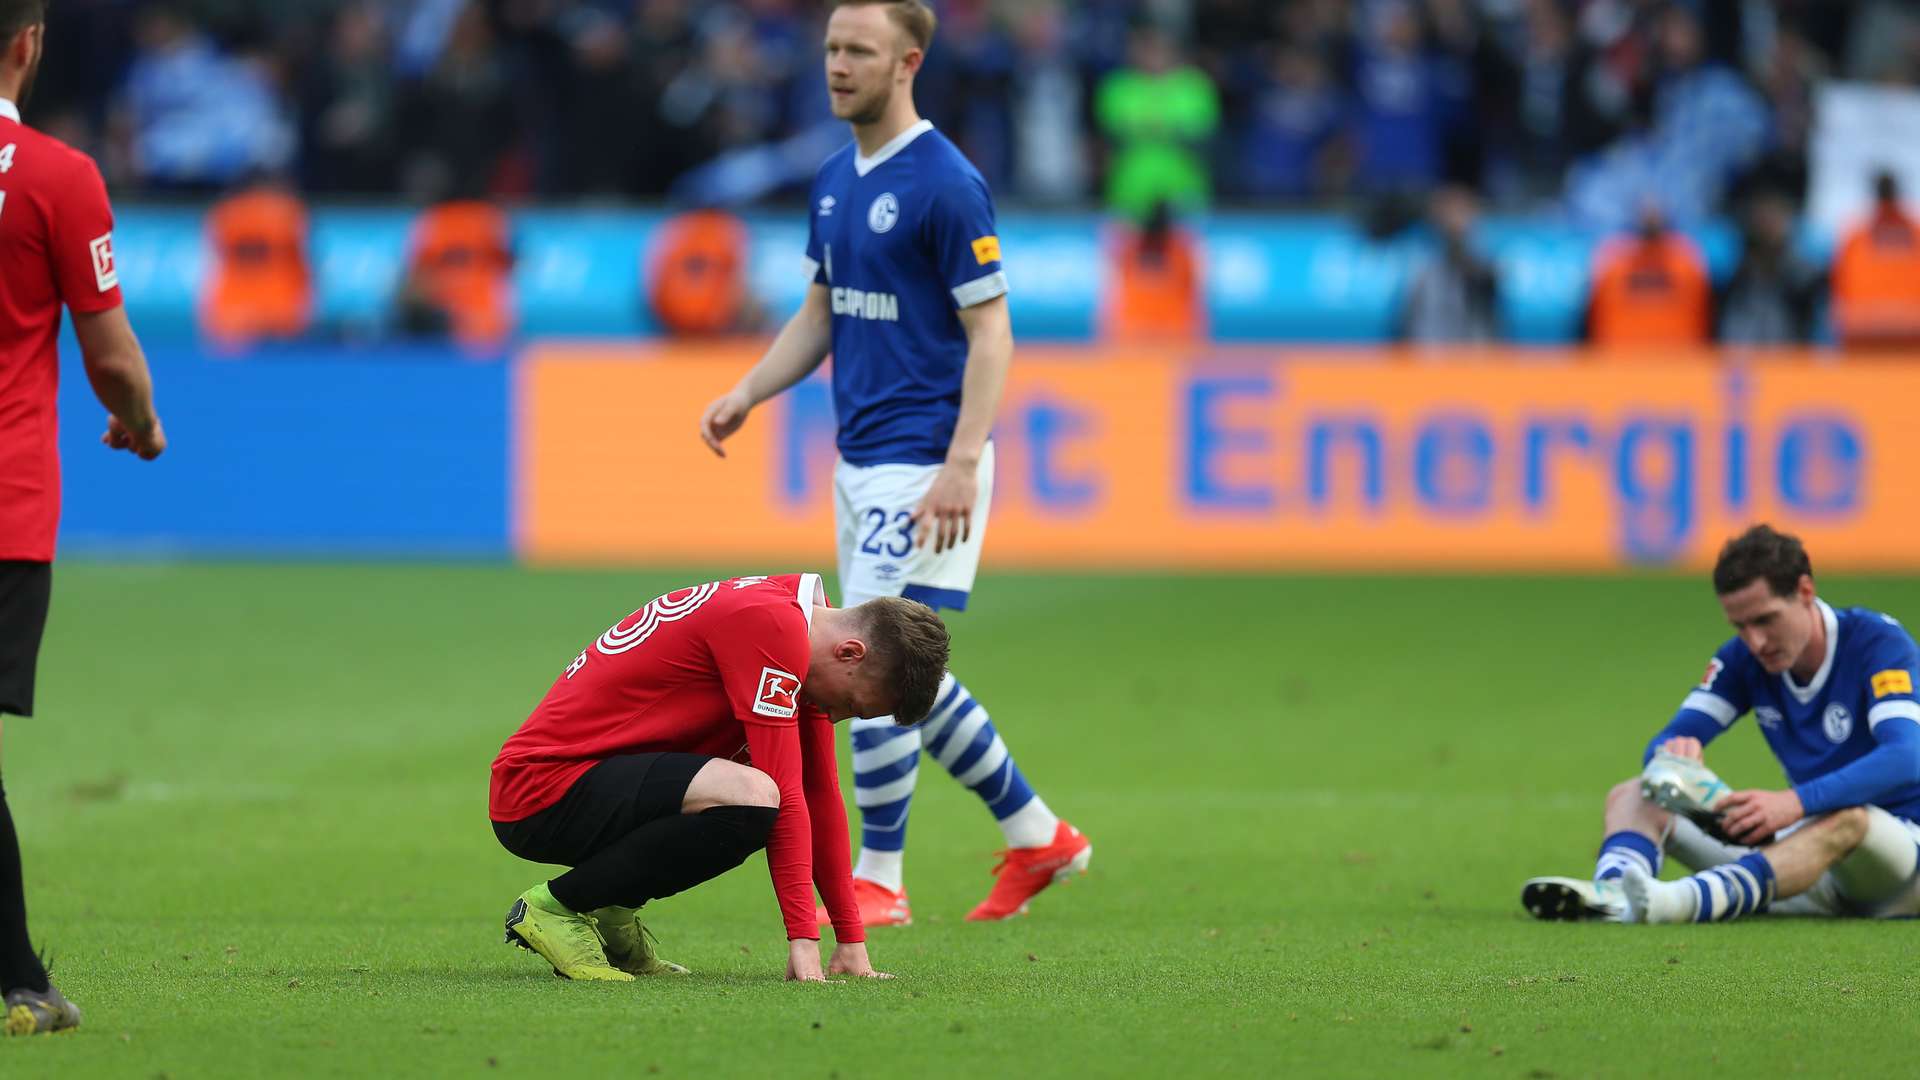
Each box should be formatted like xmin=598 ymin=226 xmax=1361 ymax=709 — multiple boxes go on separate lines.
xmin=0 ymin=0 xmax=166 ymax=1038
xmin=490 ymin=574 xmax=949 ymax=983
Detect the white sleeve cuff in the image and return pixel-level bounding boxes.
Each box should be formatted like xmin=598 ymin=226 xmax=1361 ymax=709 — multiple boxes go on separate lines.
xmin=1868 ymin=700 xmax=1920 ymax=730
xmin=802 ymin=256 xmax=821 ymax=282
xmin=1680 ymin=690 xmax=1739 ymax=727
xmin=951 ymin=270 xmax=1009 ymax=309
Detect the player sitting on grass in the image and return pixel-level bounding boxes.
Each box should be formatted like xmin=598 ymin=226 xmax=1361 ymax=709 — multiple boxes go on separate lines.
xmin=490 ymin=574 xmax=947 ymax=981
xmin=1523 ymin=524 xmax=1920 ymax=923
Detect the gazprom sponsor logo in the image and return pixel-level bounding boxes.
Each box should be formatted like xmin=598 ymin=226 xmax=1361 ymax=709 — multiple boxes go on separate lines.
xmin=831 ymin=287 xmax=900 ymax=322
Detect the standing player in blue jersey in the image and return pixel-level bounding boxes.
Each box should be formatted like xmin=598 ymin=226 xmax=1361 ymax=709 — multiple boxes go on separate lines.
xmin=699 ymin=0 xmax=1090 ymax=926
xmin=1523 ymin=525 xmax=1920 ymax=924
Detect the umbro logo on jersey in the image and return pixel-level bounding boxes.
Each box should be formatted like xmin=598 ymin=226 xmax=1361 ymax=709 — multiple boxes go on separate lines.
xmin=868 ymin=193 xmax=900 ymax=233
xmin=818 ymin=196 xmax=837 ymax=217
xmin=754 ymin=667 xmax=800 ymax=719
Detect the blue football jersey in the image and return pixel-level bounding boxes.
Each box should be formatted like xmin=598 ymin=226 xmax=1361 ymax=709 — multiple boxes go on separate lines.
xmin=1674 ymin=600 xmax=1920 ymax=819
xmin=803 ymin=121 xmax=1008 ymax=467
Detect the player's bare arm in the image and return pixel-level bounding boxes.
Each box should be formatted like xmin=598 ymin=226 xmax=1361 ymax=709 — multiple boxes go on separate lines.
xmin=912 ymin=293 xmax=1010 ymax=554
xmin=699 ymin=284 xmax=833 ymax=457
xmin=72 ymin=304 xmax=164 ymax=460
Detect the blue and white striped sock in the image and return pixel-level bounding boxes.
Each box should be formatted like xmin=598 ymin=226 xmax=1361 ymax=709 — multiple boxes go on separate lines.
xmin=1684 ymin=853 xmax=1778 ymax=922
xmin=850 ymin=717 xmax=920 ymax=891
xmin=1595 ymin=830 xmax=1661 ymax=884
xmin=918 ymin=673 xmax=1058 ymax=849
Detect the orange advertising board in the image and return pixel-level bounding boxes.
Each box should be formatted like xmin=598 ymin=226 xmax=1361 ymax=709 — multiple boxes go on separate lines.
xmin=517 ymin=345 xmax=1920 ymax=570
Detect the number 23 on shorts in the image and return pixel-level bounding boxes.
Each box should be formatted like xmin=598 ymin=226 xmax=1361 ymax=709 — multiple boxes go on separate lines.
xmin=859 ymin=508 xmax=914 ymax=558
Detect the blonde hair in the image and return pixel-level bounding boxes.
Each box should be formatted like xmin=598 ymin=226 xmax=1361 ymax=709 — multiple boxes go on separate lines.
xmin=833 ymin=0 xmax=938 ymax=53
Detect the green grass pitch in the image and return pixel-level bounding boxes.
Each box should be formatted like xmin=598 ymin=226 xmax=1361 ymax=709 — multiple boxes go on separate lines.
xmin=3 ymin=564 xmax=1918 ymax=1077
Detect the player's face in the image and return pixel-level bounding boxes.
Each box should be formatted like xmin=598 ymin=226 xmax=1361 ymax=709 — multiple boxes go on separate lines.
xmin=1718 ymin=575 xmax=1817 ymax=674
xmin=802 ymin=661 xmax=893 ymax=723
xmin=823 ymin=7 xmax=911 ymax=124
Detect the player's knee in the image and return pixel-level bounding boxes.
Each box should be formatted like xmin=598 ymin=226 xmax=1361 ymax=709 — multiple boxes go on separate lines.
xmin=685 ymin=760 xmax=781 ymax=813
xmin=736 ymin=766 xmax=780 ymax=810
xmin=1824 ymin=805 xmax=1871 ymax=849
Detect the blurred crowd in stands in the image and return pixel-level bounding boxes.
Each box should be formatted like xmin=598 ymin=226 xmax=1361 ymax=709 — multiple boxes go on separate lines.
xmin=23 ymin=0 xmax=1920 ymax=219
xmin=28 ymin=0 xmax=1920 ymax=352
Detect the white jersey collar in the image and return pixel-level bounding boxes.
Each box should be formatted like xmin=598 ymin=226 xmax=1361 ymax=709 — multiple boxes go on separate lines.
xmin=1782 ymin=599 xmax=1839 ymax=704
xmin=854 ymin=119 xmax=933 ymax=177
xmin=797 ymin=572 xmax=824 ymax=629
xmin=0 ymin=98 xmax=19 ymax=123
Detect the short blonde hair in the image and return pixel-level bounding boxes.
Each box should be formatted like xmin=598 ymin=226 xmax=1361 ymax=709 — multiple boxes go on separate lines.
xmin=833 ymin=0 xmax=938 ymax=53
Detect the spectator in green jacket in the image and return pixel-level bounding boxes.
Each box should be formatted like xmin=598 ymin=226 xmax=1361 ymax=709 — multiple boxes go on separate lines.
xmin=1095 ymin=24 xmax=1220 ymax=221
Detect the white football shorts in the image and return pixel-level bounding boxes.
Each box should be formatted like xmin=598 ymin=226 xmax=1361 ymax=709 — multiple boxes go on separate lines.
xmin=834 ymin=442 xmax=994 ymax=610
xmin=1666 ymin=806 xmax=1920 ymax=918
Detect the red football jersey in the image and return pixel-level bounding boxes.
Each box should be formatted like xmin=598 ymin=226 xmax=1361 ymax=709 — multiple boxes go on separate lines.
xmin=0 ymin=99 xmax=123 ymax=562
xmin=491 ymin=573 xmax=861 ymax=942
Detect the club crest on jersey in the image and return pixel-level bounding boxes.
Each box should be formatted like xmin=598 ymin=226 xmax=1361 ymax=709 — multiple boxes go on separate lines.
xmin=1823 ymin=704 xmax=1853 ymax=743
xmin=1754 ymin=706 xmax=1783 ymax=729
xmin=754 ymin=667 xmax=800 ymax=719
xmin=818 ymin=195 xmax=837 ymax=217
xmin=1699 ymin=657 xmax=1723 ymax=690
xmin=868 ymin=193 xmax=900 ymax=234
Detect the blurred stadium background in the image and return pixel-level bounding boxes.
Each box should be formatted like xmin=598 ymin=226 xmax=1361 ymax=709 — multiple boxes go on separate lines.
xmin=40 ymin=0 xmax=1920 ymax=570
xmin=17 ymin=0 xmax=1920 ymax=1075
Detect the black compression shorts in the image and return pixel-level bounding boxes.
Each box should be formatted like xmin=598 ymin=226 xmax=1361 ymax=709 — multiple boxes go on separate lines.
xmin=0 ymin=561 xmax=52 ymax=718
xmin=492 ymin=752 xmax=710 ymax=867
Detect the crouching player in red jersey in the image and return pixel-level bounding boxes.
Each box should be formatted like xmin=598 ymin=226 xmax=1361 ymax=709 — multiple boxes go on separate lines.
xmin=490 ymin=574 xmax=948 ymax=982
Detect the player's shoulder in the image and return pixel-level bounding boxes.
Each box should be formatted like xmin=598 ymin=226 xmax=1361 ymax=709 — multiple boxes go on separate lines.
xmin=1 ymin=122 xmax=103 ymax=181
xmin=714 ymin=574 xmax=821 ymax=626
xmin=1837 ymin=604 xmax=1917 ymax=654
xmin=813 ymin=142 xmax=859 ymax=186
xmin=1707 ymin=635 xmax=1761 ymax=679
xmin=914 ymin=129 xmax=990 ymax=194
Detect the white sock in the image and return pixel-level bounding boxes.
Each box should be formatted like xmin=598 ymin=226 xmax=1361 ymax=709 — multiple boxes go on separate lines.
xmin=854 ymin=848 xmax=904 ymax=892
xmin=1624 ymin=865 xmax=1698 ymax=924
xmin=998 ymin=795 xmax=1059 ymax=849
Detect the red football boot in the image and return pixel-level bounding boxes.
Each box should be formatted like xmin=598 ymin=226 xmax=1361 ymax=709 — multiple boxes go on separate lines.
xmin=965 ymin=821 xmax=1093 ymax=921
xmin=815 ymin=878 xmax=912 ymax=929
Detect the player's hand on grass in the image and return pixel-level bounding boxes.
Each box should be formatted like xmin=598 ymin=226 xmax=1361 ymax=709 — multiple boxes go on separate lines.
xmin=1658 ymin=736 xmax=1704 ymax=761
xmin=787 ymin=939 xmax=826 ymax=982
xmin=827 ymin=941 xmax=892 ymax=979
xmin=911 ymin=461 xmax=976 ymax=554
xmin=699 ymin=390 xmax=754 ymax=458
xmin=103 ymin=413 xmax=166 ymax=460
xmin=1719 ymin=788 xmax=1803 ymax=845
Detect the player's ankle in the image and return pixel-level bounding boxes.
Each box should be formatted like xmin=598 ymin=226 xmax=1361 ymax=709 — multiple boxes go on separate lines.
xmin=528 ymin=881 xmax=578 ymax=917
